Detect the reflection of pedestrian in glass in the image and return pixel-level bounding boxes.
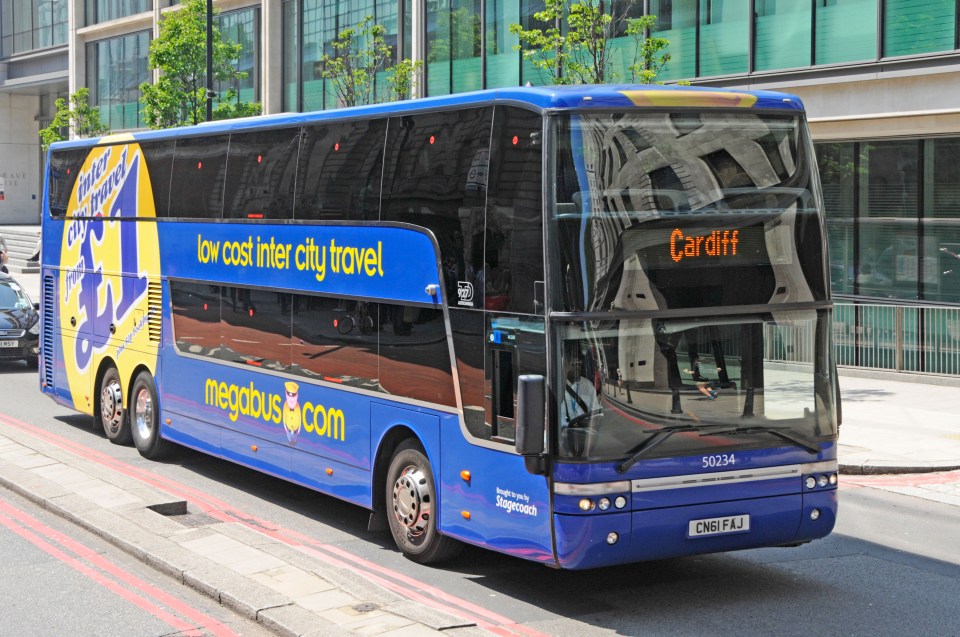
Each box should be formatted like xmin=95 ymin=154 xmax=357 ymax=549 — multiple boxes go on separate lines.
xmin=696 ymin=382 xmax=718 ymax=400
xmin=562 ymin=342 xmax=599 ymax=424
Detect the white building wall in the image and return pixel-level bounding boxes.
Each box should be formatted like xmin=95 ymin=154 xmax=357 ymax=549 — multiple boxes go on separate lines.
xmin=0 ymin=94 xmax=42 ymax=224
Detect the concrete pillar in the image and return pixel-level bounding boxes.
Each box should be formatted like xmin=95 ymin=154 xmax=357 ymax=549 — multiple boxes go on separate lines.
xmin=262 ymin=0 xmax=282 ymax=114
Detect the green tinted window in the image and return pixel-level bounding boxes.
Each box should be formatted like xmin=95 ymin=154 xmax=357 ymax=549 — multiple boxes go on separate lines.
xmin=698 ymin=0 xmax=748 ymax=77
xmin=755 ymin=0 xmax=811 ymax=71
xmin=650 ymin=0 xmax=696 ymax=81
xmin=884 ymin=0 xmax=956 ymax=57
xmin=816 ymin=0 xmax=878 ymax=65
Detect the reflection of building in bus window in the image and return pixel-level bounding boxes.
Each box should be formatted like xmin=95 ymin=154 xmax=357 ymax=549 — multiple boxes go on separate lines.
xmin=562 ymin=343 xmax=600 ymax=424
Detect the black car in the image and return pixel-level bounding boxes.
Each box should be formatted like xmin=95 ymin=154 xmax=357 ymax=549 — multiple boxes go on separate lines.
xmin=0 ymin=273 xmax=39 ymax=367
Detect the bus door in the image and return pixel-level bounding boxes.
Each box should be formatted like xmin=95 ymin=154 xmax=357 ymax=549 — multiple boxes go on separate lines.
xmin=439 ymin=315 xmax=554 ymax=565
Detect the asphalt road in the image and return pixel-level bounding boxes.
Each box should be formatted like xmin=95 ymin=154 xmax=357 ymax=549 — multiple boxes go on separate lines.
xmin=2 ymin=360 xmax=959 ymax=636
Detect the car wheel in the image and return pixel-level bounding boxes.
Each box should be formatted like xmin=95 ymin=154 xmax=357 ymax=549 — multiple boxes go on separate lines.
xmin=97 ymin=366 xmax=131 ymax=444
xmin=385 ymin=440 xmax=461 ymax=564
xmin=130 ymin=370 xmax=168 ymax=460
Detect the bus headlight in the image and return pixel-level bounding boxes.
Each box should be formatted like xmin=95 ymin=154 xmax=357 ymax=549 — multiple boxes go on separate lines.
xmin=598 ymin=497 xmax=611 ymax=511
xmin=614 ymin=496 xmax=627 ymax=509
xmin=805 ymin=477 xmax=817 ymax=489
xmin=578 ymin=498 xmax=595 ymax=512
xmin=606 ymin=532 xmax=619 ymax=545
xmin=817 ymin=475 xmax=829 ymax=488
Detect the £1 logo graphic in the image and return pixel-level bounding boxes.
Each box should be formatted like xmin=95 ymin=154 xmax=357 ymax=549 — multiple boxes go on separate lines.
xmin=73 ymin=153 xmax=148 ymax=371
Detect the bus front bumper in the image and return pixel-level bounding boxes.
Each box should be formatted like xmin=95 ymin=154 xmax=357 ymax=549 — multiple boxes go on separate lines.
xmin=553 ymin=489 xmax=837 ymax=569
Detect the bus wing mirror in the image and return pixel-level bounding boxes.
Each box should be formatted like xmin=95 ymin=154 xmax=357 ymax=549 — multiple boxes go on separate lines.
xmin=516 ymin=374 xmax=545 ymax=460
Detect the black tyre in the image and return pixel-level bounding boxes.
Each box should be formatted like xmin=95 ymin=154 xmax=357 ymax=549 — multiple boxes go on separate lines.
xmin=385 ymin=441 xmax=461 ymax=564
xmin=130 ymin=370 xmax=168 ymax=460
xmin=97 ymin=366 xmax=131 ymax=444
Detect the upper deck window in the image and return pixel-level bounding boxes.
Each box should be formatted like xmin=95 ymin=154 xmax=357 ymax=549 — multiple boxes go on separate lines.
xmin=551 ymin=110 xmax=826 ymax=313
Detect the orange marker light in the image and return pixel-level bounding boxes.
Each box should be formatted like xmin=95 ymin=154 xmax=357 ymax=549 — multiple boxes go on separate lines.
xmin=251 ymin=445 xmax=258 ymax=452
xmin=460 ymin=470 xmax=471 ymax=482
xmin=461 ymin=511 xmax=471 ymax=520
xmin=326 ymin=468 xmax=334 ymax=476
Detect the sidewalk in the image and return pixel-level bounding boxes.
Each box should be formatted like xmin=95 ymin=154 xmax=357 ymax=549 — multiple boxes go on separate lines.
xmin=836 ymin=372 xmax=960 ymax=474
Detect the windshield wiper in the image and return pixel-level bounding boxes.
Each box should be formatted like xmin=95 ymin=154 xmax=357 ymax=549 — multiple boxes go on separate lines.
xmin=616 ymin=424 xmax=727 ymax=473
xmin=702 ymin=426 xmax=820 ymax=454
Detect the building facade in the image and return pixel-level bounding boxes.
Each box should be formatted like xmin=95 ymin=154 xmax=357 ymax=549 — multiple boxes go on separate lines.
xmin=3 ymin=0 xmax=959 ymax=375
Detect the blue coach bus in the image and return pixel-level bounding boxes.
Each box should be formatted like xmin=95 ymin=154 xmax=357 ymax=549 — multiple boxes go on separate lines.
xmin=40 ymin=85 xmax=839 ymax=569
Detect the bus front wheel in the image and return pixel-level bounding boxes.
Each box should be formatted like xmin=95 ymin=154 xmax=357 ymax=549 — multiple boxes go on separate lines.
xmin=131 ymin=371 xmax=167 ymax=460
xmin=97 ymin=366 xmax=131 ymax=444
xmin=385 ymin=441 xmax=461 ymax=564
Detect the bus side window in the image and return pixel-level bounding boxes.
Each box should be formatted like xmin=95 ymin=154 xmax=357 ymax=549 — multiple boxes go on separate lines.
xmin=381 ymin=107 xmax=493 ymax=308
xmin=223 ymin=127 xmax=300 ymax=220
xmin=296 ymin=119 xmax=386 ymax=221
xmin=170 ymin=281 xmax=220 ymax=355
xmin=48 ymin=149 xmax=89 ymax=218
xmin=140 ymin=141 xmax=175 ymax=218
xmin=290 ymin=295 xmax=381 ymax=390
xmin=168 ymin=135 xmax=230 ymax=219
xmin=378 ymin=304 xmax=457 ymax=407
xmin=485 ymin=107 xmax=544 ymax=315
xmin=218 ymin=286 xmax=292 ymax=370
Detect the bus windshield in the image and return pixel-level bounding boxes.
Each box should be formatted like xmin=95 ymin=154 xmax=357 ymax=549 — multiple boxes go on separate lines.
xmin=551 ymin=110 xmax=827 ymax=313
xmin=550 ymin=110 xmax=835 ymax=461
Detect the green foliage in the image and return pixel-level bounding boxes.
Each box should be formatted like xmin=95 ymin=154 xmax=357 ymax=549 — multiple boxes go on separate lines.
xmin=139 ymin=0 xmax=260 ymax=128
xmin=625 ymin=14 xmax=673 ymax=84
xmin=509 ymin=0 xmax=677 ymax=85
xmin=39 ymin=89 xmax=110 ymax=150
xmin=320 ymin=15 xmax=422 ymax=108
xmin=386 ymin=58 xmax=424 ymax=102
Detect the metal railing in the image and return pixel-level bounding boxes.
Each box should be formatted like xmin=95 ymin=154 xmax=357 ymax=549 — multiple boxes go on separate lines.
xmin=833 ymin=301 xmax=960 ymax=376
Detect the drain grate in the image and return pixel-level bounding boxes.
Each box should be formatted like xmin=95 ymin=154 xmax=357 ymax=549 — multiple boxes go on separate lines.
xmin=148 ymin=501 xmax=220 ymax=527
xmin=165 ymin=512 xmax=222 ymax=528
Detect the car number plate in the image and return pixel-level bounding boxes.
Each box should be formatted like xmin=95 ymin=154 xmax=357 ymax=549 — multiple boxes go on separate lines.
xmin=0 ymin=340 xmax=17 ymax=348
xmin=688 ymin=514 xmax=750 ymax=538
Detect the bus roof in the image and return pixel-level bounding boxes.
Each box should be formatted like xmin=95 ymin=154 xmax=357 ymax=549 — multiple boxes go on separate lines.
xmin=50 ymin=84 xmax=805 ymax=151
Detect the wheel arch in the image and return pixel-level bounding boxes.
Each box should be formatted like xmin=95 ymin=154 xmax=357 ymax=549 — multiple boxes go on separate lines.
xmin=371 ymin=424 xmax=421 ymax=519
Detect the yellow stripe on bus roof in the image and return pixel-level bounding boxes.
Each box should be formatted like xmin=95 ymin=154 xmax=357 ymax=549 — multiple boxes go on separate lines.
xmin=619 ymin=90 xmax=759 ymax=108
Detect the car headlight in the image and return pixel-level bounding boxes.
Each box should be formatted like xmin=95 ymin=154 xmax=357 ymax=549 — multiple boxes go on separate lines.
xmin=28 ymin=319 xmax=40 ymax=335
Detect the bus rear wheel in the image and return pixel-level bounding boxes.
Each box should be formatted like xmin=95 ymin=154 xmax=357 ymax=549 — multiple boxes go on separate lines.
xmin=131 ymin=371 xmax=167 ymax=460
xmin=385 ymin=441 xmax=460 ymax=564
xmin=97 ymin=366 xmax=131 ymax=444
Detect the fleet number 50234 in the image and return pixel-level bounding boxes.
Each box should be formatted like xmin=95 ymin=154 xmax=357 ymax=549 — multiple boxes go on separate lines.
xmin=702 ymin=454 xmax=736 ymax=468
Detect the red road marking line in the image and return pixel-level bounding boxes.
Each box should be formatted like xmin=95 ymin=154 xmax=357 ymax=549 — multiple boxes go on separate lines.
xmin=0 ymin=498 xmax=238 ymax=637
xmin=0 ymin=499 xmax=200 ymax=634
xmin=0 ymin=413 xmax=551 ymax=637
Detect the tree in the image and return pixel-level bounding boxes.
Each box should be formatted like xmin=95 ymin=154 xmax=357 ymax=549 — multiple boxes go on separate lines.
xmin=320 ymin=15 xmax=423 ymax=108
xmin=39 ymin=89 xmax=110 ymax=151
xmin=509 ymin=0 xmax=674 ymax=85
xmin=139 ymin=0 xmax=261 ymax=128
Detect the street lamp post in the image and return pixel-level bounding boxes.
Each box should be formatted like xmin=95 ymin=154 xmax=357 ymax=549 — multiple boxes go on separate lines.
xmin=206 ymin=0 xmax=213 ymax=121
